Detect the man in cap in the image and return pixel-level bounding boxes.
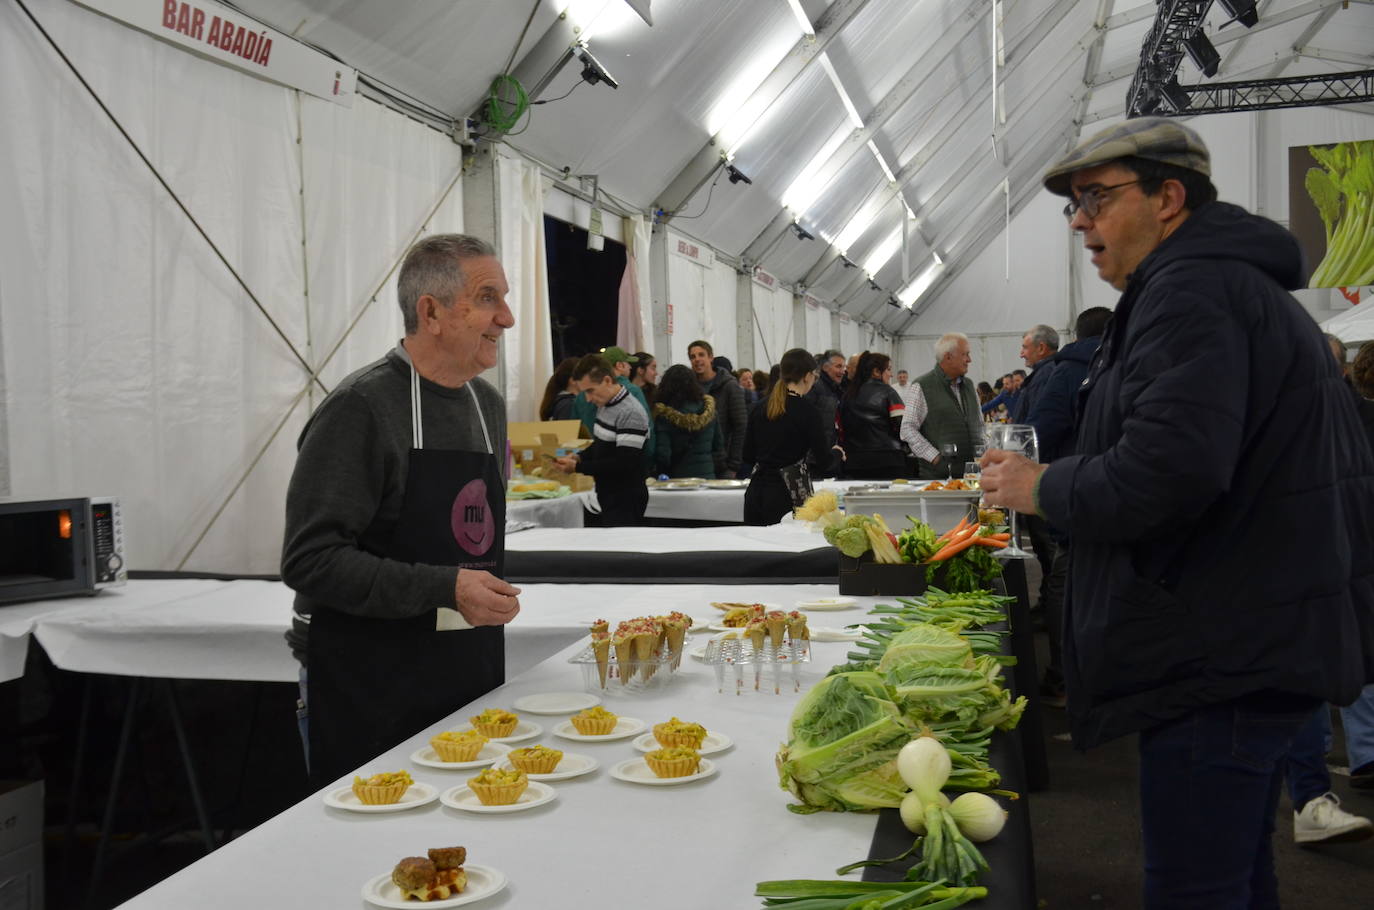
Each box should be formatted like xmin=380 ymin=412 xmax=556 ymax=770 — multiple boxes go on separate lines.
xmin=980 ymin=117 xmax=1374 ymax=907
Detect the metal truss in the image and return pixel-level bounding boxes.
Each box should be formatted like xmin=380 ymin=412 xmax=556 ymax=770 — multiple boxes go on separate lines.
xmin=1163 ymin=69 xmax=1374 ymax=114
xmin=1126 ymin=0 xmax=1211 ymax=116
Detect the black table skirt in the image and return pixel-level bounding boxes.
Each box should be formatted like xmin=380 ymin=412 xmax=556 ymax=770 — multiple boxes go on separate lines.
xmin=506 ymin=546 xmax=838 ymax=584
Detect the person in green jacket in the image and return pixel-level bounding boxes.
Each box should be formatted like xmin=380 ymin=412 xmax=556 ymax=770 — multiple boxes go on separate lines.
xmin=570 ymin=345 xmax=654 ymax=472
xmin=652 ymin=365 xmax=723 ymax=479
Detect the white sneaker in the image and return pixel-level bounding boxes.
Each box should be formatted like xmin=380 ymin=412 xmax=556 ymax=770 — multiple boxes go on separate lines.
xmin=1294 ymin=792 xmax=1374 ymax=845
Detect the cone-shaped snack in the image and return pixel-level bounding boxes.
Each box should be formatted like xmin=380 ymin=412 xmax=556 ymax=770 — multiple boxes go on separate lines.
xmin=786 ymin=610 xmax=809 ymax=641
xmin=765 ymin=610 xmax=787 ymax=651
xmin=590 ymin=618 xmax=609 ymax=636
xmin=745 ymin=619 xmax=767 ymax=653
xmin=613 ymin=632 xmax=635 ymax=685
xmin=591 ymin=631 xmax=611 ymax=689
xmin=634 ymin=628 xmax=659 ymax=680
xmin=663 ymin=612 xmax=690 ymax=669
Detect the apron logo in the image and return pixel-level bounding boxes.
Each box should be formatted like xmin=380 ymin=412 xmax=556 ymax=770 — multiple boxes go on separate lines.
xmin=451 ymin=480 xmax=494 ymax=556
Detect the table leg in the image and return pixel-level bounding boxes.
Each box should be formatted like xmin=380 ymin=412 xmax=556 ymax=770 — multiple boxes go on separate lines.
xmin=161 ymin=680 xmax=216 ymax=854
xmin=86 ymin=677 xmax=141 ymax=909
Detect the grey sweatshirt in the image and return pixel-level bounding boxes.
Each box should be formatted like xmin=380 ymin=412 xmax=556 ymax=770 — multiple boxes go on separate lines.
xmin=281 ymin=344 xmax=507 ymax=661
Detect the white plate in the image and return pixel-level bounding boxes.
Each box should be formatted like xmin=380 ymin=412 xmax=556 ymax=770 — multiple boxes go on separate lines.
xmin=493 ymin=751 xmax=599 ymax=781
xmin=688 ymin=618 xmax=711 ymax=633
xmin=794 ymin=596 xmax=859 ymax=611
xmin=323 ymin=781 xmax=438 ymax=813
xmin=809 ymin=626 xmax=864 ymax=643
xmin=632 ymin=730 xmax=733 ymax=755
xmin=551 ymin=716 xmax=646 ymax=742
xmin=440 ymin=780 xmax=557 ymax=813
xmin=446 ymin=720 xmax=542 ymax=743
xmin=361 ymin=863 xmax=506 ymax=909
xmin=410 ymin=742 xmax=512 ymax=770
xmin=609 ymin=757 xmax=718 ymax=786
xmin=512 ymin=692 xmax=602 ymax=715
xmin=689 ymin=645 xmax=708 ymax=661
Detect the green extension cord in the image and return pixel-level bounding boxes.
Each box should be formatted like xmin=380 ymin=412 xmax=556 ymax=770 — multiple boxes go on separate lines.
xmin=484 ymin=74 xmax=529 ymax=132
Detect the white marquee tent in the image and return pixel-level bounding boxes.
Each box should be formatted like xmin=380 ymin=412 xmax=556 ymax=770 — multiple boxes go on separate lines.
xmin=1323 ymin=299 xmax=1374 ymax=343
xmin=2 ymin=0 xmax=1372 ymax=573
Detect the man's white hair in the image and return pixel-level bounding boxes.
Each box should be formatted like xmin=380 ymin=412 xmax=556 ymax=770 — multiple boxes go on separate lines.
xmin=934 ymin=333 xmax=969 ymax=360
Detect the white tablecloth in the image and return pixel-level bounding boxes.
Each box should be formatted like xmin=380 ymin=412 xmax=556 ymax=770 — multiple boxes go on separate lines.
xmin=113 ymin=582 xmax=884 ymax=910
xmin=6 ymin=578 xmax=843 ymax=686
xmin=505 ymin=520 xmax=823 ymax=554
xmin=505 ymin=492 xmax=590 ymax=529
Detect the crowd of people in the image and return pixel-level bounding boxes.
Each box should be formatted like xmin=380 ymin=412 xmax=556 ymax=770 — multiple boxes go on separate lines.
xmin=282 ymin=117 xmax=1374 ymax=910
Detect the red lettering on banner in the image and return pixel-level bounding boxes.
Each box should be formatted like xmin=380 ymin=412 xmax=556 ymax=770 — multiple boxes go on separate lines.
xmin=175 ymin=3 xmax=190 ymax=34
xmin=676 ymin=239 xmax=699 ymax=259
xmin=190 ymin=8 xmax=204 ymax=39
xmin=230 ymin=26 xmax=245 ymax=56
xmin=206 ymin=16 xmax=221 ymax=45
xmin=257 ymin=37 xmax=272 ymax=65
xmin=244 ymin=32 xmax=258 ymax=60
xmin=162 ymin=0 xmax=177 ymax=28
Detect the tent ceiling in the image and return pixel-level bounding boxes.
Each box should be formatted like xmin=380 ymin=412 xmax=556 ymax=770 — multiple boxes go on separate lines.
xmin=229 ymin=0 xmax=1374 ymax=335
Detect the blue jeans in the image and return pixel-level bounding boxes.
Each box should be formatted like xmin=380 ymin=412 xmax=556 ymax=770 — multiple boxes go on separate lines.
xmin=1138 ymin=697 xmax=1317 ymax=910
xmin=1283 ymin=705 xmax=1333 ymax=811
xmin=1342 ymin=684 xmax=1374 ymax=773
xmin=296 ymin=666 xmax=310 ymax=775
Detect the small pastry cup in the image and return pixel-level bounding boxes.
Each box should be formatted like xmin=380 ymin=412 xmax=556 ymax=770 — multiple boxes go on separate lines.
xmin=467 ymin=774 xmax=528 ymax=806
xmin=653 ymin=724 xmax=706 ymax=749
xmin=471 ymin=718 xmax=519 ymax=738
xmin=570 ymin=713 xmax=618 ymax=735
xmin=351 ymin=778 xmax=409 ymax=805
xmin=644 ymin=751 xmax=701 ymax=779
xmin=507 ymin=748 xmax=563 ymax=774
xmin=431 ymin=735 xmax=487 ymax=762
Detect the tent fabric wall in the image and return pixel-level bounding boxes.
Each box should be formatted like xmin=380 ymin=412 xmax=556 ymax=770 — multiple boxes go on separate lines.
xmin=496 ymin=149 xmax=553 ymax=424
xmin=0 ymin=0 xmax=465 ymax=573
xmin=748 ymin=281 xmax=793 ymax=371
xmin=803 ymin=298 xmax=832 ymax=354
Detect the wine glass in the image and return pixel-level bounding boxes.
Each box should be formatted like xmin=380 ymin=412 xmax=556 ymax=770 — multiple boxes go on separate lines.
xmin=963 ymin=461 xmax=981 ymax=490
xmin=939 ymin=442 xmax=959 ymax=480
xmin=984 ymin=423 xmax=1038 ymax=559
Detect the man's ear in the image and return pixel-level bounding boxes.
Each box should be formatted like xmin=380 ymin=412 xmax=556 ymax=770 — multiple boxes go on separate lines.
xmin=415 ymin=294 xmax=441 ymax=334
xmin=1157 ymin=178 xmax=1189 ymax=222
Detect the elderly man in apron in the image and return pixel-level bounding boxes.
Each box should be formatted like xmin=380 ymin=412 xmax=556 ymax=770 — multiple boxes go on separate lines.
xmin=282 ymin=234 xmax=521 ymax=789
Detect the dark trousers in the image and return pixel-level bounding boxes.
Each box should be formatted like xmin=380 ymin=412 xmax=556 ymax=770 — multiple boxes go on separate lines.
xmin=588 ymin=483 xmax=648 ymax=527
xmin=1138 ymin=697 xmax=1317 ymax=909
xmin=1283 ymin=705 xmax=1333 ymax=811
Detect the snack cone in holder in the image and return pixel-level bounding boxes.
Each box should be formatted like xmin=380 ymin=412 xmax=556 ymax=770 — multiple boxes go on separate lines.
xmin=590 ymin=618 xmax=609 ymax=636
xmin=634 ymin=630 xmax=659 ymax=680
xmin=613 ymin=633 xmax=634 ymax=685
xmin=664 ymin=612 xmax=691 ymax=670
xmin=765 ymin=611 xmax=787 ymax=651
xmin=590 ymin=632 xmax=611 ymax=689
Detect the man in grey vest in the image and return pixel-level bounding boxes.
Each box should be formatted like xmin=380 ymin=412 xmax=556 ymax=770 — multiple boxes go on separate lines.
xmin=900 ymin=333 xmax=984 ymax=480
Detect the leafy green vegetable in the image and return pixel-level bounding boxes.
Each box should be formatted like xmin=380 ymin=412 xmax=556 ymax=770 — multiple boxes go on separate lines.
xmin=1305 ymin=140 xmax=1374 ymax=288
xmin=897 ymin=518 xmax=940 ymax=564
xmin=875 ymin=624 xmax=973 ymax=675
xmin=836 ymin=527 xmax=872 ymax=558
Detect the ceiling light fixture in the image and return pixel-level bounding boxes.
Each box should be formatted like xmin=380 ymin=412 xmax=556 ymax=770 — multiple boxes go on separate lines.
xmin=576 ymin=45 xmax=620 ymax=88
xmin=790 ymin=221 xmax=816 ymax=241
xmin=861 ymin=227 xmax=903 ymax=276
xmin=1181 ymin=30 xmax=1220 ymax=78
xmin=898 ymin=256 xmax=945 ymax=308
xmin=1218 ymin=0 xmax=1259 ymax=28
xmin=726 ymin=164 xmax=752 ymax=185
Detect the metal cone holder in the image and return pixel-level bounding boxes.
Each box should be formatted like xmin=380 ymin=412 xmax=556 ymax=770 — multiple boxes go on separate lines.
xmin=704 ymin=634 xmax=811 ymax=695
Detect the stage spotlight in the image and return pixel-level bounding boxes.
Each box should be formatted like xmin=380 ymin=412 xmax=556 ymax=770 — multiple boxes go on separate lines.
xmin=789 ymin=222 xmax=815 ymax=241
xmin=726 ymin=164 xmax=752 ymax=185
xmin=885 ymin=294 xmax=902 ymax=308
xmin=1182 ymin=30 xmax=1220 ymax=78
xmin=1218 ymin=0 xmax=1258 ymax=28
xmin=1160 ymin=77 xmax=1191 ymax=113
xmin=576 ymin=46 xmax=619 ymax=89
xmin=840 ymin=255 xmax=858 ymax=269
xmin=867 ymin=277 xmax=881 ymax=292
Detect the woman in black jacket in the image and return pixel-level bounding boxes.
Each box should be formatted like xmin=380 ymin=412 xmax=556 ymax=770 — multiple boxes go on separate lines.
xmin=742 ymin=349 xmax=832 ymax=525
xmin=839 ymin=352 xmax=906 ymax=479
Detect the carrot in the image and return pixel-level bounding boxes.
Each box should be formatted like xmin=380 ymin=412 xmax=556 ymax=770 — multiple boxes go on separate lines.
xmin=926 ymin=535 xmax=984 ymax=562
xmin=985 ymin=533 xmax=1010 ymax=541
xmin=937 ymin=515 xmax=970 ymax=543
xmin=972 ymin=537 xmax=1009 ymax=548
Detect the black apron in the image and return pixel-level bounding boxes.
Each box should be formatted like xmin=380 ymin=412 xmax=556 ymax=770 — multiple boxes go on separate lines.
xmin=307 ymin=370 xmax=505 ymax=788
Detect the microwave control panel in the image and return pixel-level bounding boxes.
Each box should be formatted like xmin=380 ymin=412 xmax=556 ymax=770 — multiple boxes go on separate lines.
xmin=90 ymin=498 xmax=127 ymax=586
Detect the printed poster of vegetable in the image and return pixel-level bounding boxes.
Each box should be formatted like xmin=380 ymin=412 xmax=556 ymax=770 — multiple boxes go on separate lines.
xmin=1288 ymin=140 xmax=1374 ymax=290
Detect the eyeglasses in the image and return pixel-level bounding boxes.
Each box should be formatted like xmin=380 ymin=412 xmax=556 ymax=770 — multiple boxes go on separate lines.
xmin=1062 ymin=180 xmax=1142 ymax=221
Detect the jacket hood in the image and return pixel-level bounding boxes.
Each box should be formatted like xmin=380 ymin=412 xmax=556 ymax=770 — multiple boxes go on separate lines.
xmin=702 ymin=370 xmax=738 ymax=394
xmin=654 ymin=395 xmax=716 ymax=430
xmin=1054 ymin=335 xmax=1102 ymax=367
xmin=1135 ymin=201 xmax=1307 ymax=291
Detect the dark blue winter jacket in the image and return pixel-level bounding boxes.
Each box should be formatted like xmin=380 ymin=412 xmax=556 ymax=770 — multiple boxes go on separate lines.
xmin=1026 ymin=336 xmax=1102 ymax=464
xmin=1036 ymin=201 xmax=1374 ymax=749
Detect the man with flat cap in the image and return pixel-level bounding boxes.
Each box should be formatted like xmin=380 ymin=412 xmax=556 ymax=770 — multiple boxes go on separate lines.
xmin=980 ymin=117 xmax=1374 ymax=907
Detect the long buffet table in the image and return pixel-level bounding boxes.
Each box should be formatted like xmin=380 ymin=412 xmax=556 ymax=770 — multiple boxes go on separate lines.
xmin=110 ymin=582 xmax=1034 ymax=910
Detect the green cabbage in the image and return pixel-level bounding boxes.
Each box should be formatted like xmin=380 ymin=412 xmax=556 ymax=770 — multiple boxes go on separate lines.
xmin=875 ymin=624 xmax=972 ymax=675
xmin=777 ymin=672 xmax=914 ymax=811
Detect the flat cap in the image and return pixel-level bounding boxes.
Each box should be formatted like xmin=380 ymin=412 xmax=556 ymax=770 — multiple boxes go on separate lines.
xmin=600 ymin=345 xmax=638 ymax=364
xmin=1043 ymin=117 xmax=1210 ymax=196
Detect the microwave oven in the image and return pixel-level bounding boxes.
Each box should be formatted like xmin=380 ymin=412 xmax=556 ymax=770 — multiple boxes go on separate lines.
xmin=0 ymin=497 xmax=127 ymax=605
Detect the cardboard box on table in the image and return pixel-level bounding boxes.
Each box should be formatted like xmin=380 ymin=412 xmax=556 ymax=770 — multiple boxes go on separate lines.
xmin=0 ymin=780 xmax=43 ymax=910
xmin=508 ymin=420 xmax=593 ymax=492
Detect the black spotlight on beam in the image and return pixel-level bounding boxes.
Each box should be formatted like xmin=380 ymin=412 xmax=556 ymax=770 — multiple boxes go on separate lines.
xmin=1160 ymin=77 xmax=1191 ymax=113
xmin=789 ymin=222 xmax=815 ymax=241
xmin=867 ymin=277 xmax=881 ymax=292
xmin=1181 ymin=30 xmax=1220 ymax=78
xmin=840 ymin=254 xmax=857 ymax=269
xmin=885 ymin=293 xmax=901 ymax=308
xmin=726 ymin=164 xmax=752 ymax=185
xmin=1218 ymin=0 xmax=1258 ymax=28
